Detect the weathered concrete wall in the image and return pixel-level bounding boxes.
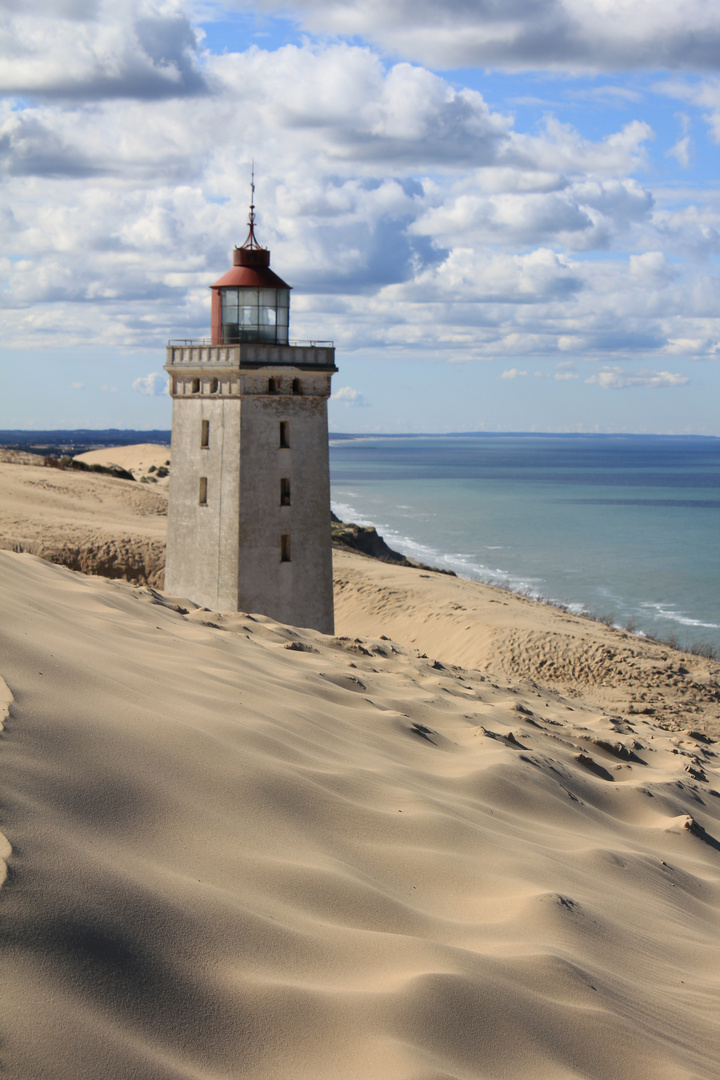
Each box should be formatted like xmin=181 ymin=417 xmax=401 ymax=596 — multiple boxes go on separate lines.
xmin=236 ymin=381 xmax=334 ymax=634
xmin=165 ymin=395 xmax=241 ymax=610
xmin=164 ymin=349 xmax=335 ymax=633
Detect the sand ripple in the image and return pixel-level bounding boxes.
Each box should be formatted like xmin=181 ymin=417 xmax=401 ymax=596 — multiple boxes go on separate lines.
xmin=2 ymin=551 xmax=720 ymax=1078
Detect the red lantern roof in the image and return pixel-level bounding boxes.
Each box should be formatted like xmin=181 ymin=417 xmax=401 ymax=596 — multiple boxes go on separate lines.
xmin=210 ymin=248 xmax=291 ymax=291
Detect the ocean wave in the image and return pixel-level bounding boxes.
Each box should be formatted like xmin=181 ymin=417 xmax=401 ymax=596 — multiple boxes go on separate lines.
xmin=332 ymin=498 xmax=542 ymax=593
xmin=639 ymin=603 xmax=720 ymax=631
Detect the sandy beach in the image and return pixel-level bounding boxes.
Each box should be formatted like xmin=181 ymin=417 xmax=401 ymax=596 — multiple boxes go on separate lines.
xmin=1 ymin=448 xmax=719 ymax=1078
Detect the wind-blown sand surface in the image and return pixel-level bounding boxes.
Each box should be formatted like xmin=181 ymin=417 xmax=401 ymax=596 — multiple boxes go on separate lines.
xmin=0 ymin=455 xmax=166 ymax=585
xmin=1 ymin=449 xmax=720 ymax=1078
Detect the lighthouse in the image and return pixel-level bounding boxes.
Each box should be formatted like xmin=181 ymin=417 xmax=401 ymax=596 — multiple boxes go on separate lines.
xmin=163 ymin=185 xmax=337 ymax=633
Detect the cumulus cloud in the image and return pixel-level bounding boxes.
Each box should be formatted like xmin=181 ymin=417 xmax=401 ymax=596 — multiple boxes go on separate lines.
xmin=500 ymin=368 xmax=528 ymax=379
xmin=2 ymin=16 xmax=720 ymax=378
xmin=246 ymin=0 xmax=720 ymax=72
xmin=410 ymin=174 xmax=654 ymax=254
xmin=332 ymin=385 xmax=370 ymax=406
xmin=585 ymin=367 xmax=690 ymax=389
xmin=0 ymin=0 xmax=206 ymax=100
xmin=132 ymin=371 xmax=167 ymax=395
xmin=0 ymin=112 xmax=102 ymax=178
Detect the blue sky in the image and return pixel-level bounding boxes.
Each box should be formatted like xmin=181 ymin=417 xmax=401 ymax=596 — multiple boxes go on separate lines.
xmin=2 ymin=0 xmax=720 ymax=434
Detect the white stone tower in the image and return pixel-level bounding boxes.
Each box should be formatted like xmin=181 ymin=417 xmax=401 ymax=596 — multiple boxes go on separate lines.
xmin=164 ymin=186 xmax=337 ymax=633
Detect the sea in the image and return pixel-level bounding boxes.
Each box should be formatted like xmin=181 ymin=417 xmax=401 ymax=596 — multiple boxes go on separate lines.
xmin=329 ymin=434 xmax=720 ymax=653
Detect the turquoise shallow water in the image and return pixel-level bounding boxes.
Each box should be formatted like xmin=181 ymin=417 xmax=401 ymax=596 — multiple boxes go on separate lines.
xmin=329 ymin=434 xmax=720 ymax=651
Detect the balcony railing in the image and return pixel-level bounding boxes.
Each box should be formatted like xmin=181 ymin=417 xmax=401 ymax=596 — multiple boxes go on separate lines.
xmin=167 ymin=338 xmax=334 ymax=348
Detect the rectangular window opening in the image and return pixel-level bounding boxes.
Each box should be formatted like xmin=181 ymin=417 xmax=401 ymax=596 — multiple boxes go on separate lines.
xmin=280 ymin=533 xmax=291 ymax=563
xmin=279 ymin=421 xmax=290 ymax=449
xmin=201 ymin=419 xmax=210 ymax=448
xmin=199 ymin=476 xmax=208 ymax=506
xmin=280 ymin=477 xmax=291 ymax=506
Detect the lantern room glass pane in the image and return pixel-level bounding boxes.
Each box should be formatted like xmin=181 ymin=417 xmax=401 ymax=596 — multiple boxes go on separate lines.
xmin=220 ymin=285 xmax=290 ymax=344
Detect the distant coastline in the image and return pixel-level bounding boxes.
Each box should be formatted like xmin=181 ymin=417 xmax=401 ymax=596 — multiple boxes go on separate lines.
xmin=3 ymin=428 xmax=719 ymax=456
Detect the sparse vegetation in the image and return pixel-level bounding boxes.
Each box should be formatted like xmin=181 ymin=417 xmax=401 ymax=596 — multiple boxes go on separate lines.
xmin=689 ymin=641 xmax=719 ymax=661
xmin=44 ymin=456 xmax=135 ymax=482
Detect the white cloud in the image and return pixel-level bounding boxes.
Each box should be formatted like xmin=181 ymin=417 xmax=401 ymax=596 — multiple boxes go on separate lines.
xmin=0 ymin=0 xmax=206 ymax=100
xmin=132 ymin=371 xmax=167 ymax=395
xmin=332 ymin=385 xmax=370 ymax=406
xmin=410 ymin=174 xmax=654 ymax=254
xmin=1 ymin=19 xmax=719 ymax=382
xmin=552 ymin=359 xmax=578 ymax=380
xmin=668 ymin=135 xmax=692 ymax=167
xmin=252 ymin=0 xmax=720 ymax=72
xmin=585 ymin=367 xmax=690 ymax=389
xmin=628 ymin=251 xmax=674 ymax=286
xmin=666 ymin=112 xmax=693 ymax=167
xmin=658 ymin=77 xmax=720 ymax=142
xmin=500 ymin=368 xmax=528 ymax=379
xmin=71 ymin=380 xmax=84 ymax=389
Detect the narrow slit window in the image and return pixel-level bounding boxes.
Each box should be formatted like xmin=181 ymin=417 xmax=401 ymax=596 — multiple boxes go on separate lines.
xmin=210 ymin=377 xmax=218 ymax=393
xmin=268 ymin=377 xmax=277 ymax=394
xmin=292 ymin=378 xmax=302 ymax=395
xmin=280 ymin=477 xmax=291 ymax=506
xmin=280 ymin=533 xmax=291 ymax=562
xmin=279 ymin=421 xmax=290 ymax=449
xmin=201 ymin=419 xmax=209 ymax=448
xmin=191 ymin=378 xmax=200 ymax=394
xmin=199 ymin=477 xmax=208 ymax=505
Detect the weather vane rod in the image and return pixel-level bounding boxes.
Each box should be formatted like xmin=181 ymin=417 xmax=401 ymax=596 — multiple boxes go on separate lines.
xmin=240 ymin=160 xmax=264 ymax=251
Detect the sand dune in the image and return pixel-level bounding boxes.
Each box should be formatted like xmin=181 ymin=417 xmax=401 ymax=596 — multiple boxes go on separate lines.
xmin=0 ymin=457 xmax=166 ymax=586
xmin=2 ymin=550 xmax=720 ymax=1078
xmin=333 ymin=551 xmax=720 ymax=736
xmin=1 ymin=448 xmax=720 ymax=1077
xmin=74 ymin=442 xmax=171 ymax=485
xmin=2 ymin=451 xmax=719 ymax=741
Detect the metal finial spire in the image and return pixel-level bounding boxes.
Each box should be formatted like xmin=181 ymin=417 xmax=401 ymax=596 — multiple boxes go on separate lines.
xmin=239 ymin=161 xmax=265 ymax=251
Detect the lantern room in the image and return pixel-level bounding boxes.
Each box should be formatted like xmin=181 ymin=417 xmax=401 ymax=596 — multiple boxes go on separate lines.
xmin=210 ymin=191 xmax=291 ymax=346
